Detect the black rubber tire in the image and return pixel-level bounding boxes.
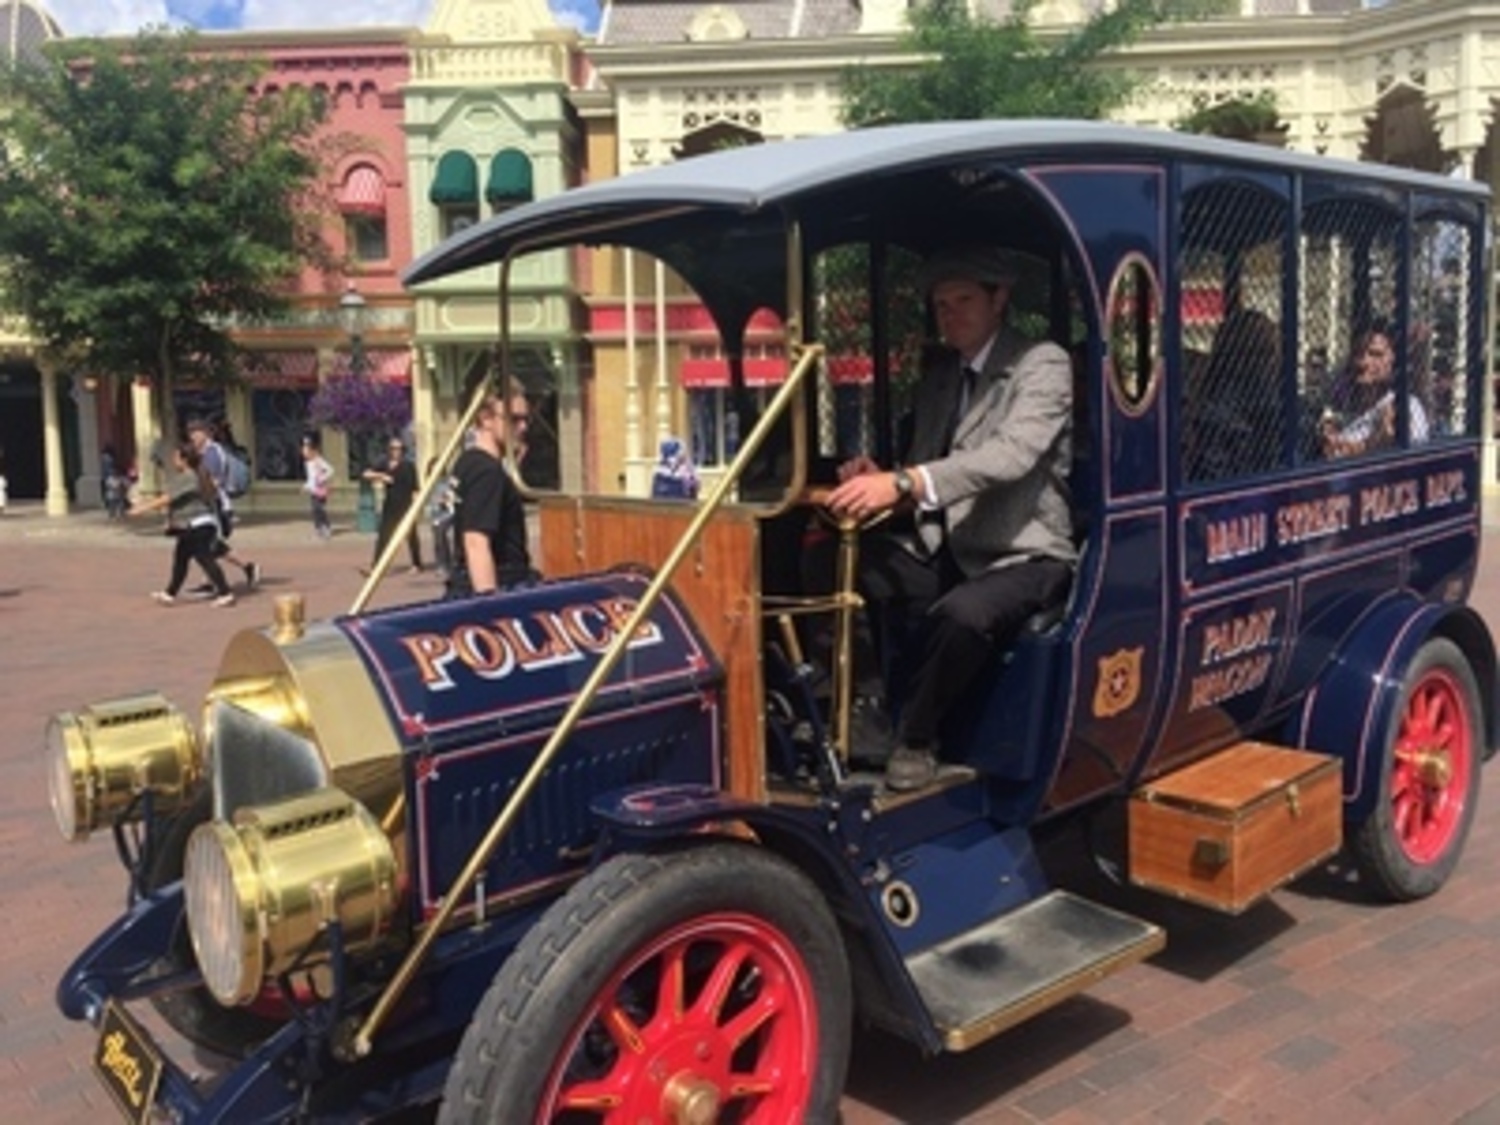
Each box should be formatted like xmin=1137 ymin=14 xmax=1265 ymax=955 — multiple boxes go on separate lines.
xmin=438 ymin=843 xmax=852 ymax=1125
xmin=144 ymin=787 xmax=284 ymax=1059
xmin=1352 ymin=637 xmax=1483 ymax=902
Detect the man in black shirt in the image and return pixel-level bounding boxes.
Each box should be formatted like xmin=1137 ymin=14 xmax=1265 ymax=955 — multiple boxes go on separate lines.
xmin=448 ymin=385 xmax=533 ymax=597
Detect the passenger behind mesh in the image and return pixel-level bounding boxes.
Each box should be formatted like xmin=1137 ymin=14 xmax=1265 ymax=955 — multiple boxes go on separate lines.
xmin=1184 ymin=308 xmax=1284 ymax=483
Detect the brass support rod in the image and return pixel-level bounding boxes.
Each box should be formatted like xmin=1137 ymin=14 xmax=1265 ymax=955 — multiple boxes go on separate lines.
xmin=349 ymin=255 xmax=518 ymax=616
xmin=351 ymin=343 xmax=824 ymax=1057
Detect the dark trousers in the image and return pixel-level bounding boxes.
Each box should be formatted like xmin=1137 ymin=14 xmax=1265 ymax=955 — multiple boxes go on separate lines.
xmin=374 ymin=509 xmax=423 ymax=568
xmin=166 ymin=525 xmax=230 ymax=597
xmin=859 ymin=534 xmax=1072 ymax=749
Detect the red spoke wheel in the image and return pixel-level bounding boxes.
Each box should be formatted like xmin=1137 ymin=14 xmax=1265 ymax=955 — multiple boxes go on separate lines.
xmin=1353 ymin=638 xmax=1483 ymax=902
xmin=439 ymin=844 xmax=851 ymax=1125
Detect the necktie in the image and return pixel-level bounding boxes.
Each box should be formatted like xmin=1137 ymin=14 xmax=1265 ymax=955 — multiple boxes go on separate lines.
xmin=945 ymin=366 xmax=978 ymax=454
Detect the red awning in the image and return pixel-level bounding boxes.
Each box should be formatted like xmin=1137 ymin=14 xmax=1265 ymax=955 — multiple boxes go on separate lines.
xmin=242 ymin=350 xmax=319 ymax=387
xmin=339 ymin=166 xmax=386 ymax=216
xmin=333 ymin=347 xmax=411 ymax=385
xmin=1182 ymin=286 xmax=1225 ymax=326
xmin=825 ymin=355 xmax=873 ymax=386
xmin=679 ymin=357 xmax=789 ymax=389
xmin=680 ymin=354 xmax=877 ymax=389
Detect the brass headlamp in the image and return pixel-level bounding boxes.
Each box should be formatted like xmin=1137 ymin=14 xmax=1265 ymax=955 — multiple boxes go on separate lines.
xmin=183 ymin=787 xmax=399 ymax=1007
xmin=46 ymin=693 xmax=200 ymax=842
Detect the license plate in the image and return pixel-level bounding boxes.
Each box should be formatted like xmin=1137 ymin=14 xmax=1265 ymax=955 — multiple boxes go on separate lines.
xmin=93 ymin=1000 xmax=164 ymax=1125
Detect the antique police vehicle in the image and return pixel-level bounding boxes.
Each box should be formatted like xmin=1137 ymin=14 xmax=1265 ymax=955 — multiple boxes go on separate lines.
xmin=49 ymin=122 xmax=1494 ymax=1122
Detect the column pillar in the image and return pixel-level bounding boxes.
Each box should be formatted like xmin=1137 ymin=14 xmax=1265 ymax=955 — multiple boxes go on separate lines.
xmin=38 ymin=356 xmax=69 ymax=516
xmin=131 ymin=377 xmax=160 ymax=495
xmin=653 ymin=257 xmax=670 ymax=451
xmin=74 ymin=376 xmax=102 ymax=509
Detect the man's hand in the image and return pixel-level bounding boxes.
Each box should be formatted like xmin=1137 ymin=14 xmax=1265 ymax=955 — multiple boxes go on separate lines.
xmin=837 ymin=454 xmax=879 ymax=482
xmin=826 ymin=470 xmax=900 ymax=522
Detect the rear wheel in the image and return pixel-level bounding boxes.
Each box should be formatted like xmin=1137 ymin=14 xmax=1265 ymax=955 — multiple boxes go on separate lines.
xmin=439 ymin=843 xmax=851 ymax=1125
xmin=1352 ymin=638 xmax=1482 ymax=901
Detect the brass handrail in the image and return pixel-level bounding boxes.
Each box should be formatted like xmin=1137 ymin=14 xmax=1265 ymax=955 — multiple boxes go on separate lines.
xmin=351 ymin=342 xmax=824 ymax=1056
xmin=348 ymin=254 xmax=519 ymax=617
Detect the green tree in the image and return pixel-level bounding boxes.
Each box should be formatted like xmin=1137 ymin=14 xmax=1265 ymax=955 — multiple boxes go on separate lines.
xmin=841 ymin=0 xmax=1214 ymax=126
xmin=0 ymin=30 xmax=333 ymax=442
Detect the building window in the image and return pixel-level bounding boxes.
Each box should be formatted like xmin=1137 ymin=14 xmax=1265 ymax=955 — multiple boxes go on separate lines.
xmin=339 ymin=164 xmax=388 ymax=263
xmin=345 ymin=213 xmax=388 ymax=262
xmin=432 ymin=150 xmax=481 ymax=236
xmin=487 ymin=149 xmax=534 ymax=212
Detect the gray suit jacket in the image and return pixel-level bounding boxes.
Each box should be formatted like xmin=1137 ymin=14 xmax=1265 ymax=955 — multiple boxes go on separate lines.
xmin=907 ymin=327 xmax=1075 ymax=576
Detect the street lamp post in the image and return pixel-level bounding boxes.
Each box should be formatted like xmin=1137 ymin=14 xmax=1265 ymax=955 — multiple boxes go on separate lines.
xmin=341 ymin=281 xmax=379 ymax=533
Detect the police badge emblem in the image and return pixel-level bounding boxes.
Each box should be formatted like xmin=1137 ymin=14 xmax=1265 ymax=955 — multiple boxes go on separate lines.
xmin=1093 ymin=647 xmax=1144 ymax=718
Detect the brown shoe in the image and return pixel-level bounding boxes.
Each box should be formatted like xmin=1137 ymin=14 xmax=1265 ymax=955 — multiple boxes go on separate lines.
xmin=885 ymin=744 xmax=937 ymax=792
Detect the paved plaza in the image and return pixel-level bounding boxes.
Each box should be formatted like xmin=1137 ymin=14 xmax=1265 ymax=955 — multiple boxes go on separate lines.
xmin=3 ymin=502 xmax=1500 ymax=1123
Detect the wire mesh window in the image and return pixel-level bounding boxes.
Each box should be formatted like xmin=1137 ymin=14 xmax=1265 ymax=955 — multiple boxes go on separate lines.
xmin=1179 ymin=177 xmax=1289 ymax=484
xmin=1300 ymin=192 xmax=1406 ymax=458
xmin=1411 ymin=217 xmax=1474 ymax=439
xmin=807 ymin=243 xmax=926 ymax=466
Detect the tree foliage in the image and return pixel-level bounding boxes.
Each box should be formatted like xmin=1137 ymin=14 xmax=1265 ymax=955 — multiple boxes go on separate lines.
xmin=840 ymin=0 xmax=1215 ymax=127
xmin=0 ymin=30 xmax=334 ymax=431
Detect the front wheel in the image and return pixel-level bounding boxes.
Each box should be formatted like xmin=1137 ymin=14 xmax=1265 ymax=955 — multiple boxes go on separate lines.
xmin=1352 ymin=637 xmax=1483 ymax=901
xmin=439 ymin=843 xmax=852 ymax=1125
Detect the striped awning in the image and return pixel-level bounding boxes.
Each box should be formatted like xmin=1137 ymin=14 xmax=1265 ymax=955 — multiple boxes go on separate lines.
xmin=339 ymin=166 xmax=386 ymax=215
xmin=431 ymin=151 xmax=479 ymax=205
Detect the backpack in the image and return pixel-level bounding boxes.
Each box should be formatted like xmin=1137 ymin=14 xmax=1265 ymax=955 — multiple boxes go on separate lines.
xmin=224 ymin=448 xmax=251 ymax=498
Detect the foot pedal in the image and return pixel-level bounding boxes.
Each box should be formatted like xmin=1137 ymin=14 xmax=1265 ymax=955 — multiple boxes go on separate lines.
xmin=906 ymin=889 xmax=1164 ymax=1051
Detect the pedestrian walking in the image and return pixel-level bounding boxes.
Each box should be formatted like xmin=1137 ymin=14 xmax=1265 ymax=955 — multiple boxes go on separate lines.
xmin=361 ymin=436 xmax=423 ymax=575
xmin=126 ymin=442 xmax=235 ymax=607
xmin=302 ymin=435 xmax=334 ymax=539
xmin=185 ymin=417 xmax=260 ymax=591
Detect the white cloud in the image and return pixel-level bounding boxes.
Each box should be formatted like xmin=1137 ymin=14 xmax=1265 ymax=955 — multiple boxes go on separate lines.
xmin=38 ymin=0 xmax=598 ymax=39
xmin=39 ymin=0 xmax=435 ymax=35
xmin=44 ymin=1 xmax=178 ymax=35
xmin=240 ymin=0 xmax=433 ymax=29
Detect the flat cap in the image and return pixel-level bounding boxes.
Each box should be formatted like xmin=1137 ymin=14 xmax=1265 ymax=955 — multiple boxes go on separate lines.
xmin=920 ymin=245 xmax=1022 ymax=293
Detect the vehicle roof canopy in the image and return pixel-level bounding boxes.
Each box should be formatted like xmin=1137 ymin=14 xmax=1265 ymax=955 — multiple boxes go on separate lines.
xmin=402 ymin=120 xmax=1490 ymax=341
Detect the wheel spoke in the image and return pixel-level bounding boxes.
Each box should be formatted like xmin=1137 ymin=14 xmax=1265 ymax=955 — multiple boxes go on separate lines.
xmin=721 ymin=986 xmax=782 ymax=1050
xmin=691 ymin=940 xmax=752 ymax=1023
xmin=556 ymin=1079 xmax=624 ymax=1111
xmin=655 ymin=940 xmax=688 ymax=1024
xmin=603 ymin=1000 xmax=647 ymax=1055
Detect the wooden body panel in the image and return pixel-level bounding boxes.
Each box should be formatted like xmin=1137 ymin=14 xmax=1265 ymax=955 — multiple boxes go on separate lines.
xmin=537 ymin=497 xmax=765 ymax=801
xmin=1128 ymin=742 xmax=1342 ymax=913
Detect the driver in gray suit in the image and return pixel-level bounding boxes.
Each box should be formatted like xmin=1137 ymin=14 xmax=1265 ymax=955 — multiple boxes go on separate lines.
xmin=827 ymin=244 xmax=1076 ymax=791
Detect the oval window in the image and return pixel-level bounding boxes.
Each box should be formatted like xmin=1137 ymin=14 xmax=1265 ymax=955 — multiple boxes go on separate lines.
xmin=1106 ymin=254 xmax=1161 ymax=414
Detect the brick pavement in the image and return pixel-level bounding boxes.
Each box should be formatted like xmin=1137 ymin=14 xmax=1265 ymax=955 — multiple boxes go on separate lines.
xmin=2 ymin=502 xmax=1500 ymax=1124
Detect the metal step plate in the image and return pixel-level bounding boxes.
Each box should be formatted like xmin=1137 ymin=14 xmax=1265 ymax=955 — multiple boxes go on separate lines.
xmin=906 ymin=889 xmax=1165 ymax=1052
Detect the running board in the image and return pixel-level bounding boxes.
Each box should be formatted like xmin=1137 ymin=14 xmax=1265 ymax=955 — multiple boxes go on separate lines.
xmin=906 ymin=889 xmax=1165 ymax=1052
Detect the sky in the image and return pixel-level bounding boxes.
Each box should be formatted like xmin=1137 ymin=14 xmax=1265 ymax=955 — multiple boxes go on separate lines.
xmin=43 ymin=0 xmax=601 ymax=37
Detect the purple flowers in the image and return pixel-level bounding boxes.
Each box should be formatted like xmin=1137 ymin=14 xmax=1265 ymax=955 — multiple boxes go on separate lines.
xmin=308 ymin=373 xmax=412 ymax=437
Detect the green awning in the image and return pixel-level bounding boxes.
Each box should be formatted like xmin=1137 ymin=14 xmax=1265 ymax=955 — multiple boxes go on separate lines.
xmin=486 ymin=149 xmax=533 ymax=205
xmin=430 ymin=151 xmax=478 ymax=205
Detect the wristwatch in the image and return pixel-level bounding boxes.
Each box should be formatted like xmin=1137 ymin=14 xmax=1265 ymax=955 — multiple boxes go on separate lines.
xmin=893 ymin=468 xmax=915 ymax=500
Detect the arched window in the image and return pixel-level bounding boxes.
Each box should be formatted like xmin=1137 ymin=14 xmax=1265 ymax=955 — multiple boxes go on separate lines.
xmin=431 ymin=150 xmax=480 ymax=237
xmin=486 ymin=149 xmax=534 ymax=210
xmin=339 ymin=164 xmax=388 ymax=262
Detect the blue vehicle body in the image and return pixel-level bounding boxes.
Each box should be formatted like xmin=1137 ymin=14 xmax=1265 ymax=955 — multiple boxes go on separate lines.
xmin=50 ymin=122 xmax=1494 ymax=1121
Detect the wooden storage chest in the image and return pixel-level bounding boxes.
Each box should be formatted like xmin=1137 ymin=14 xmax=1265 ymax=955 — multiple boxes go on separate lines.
xmin=1128 ymin=742 xmax=1343 ymax=914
